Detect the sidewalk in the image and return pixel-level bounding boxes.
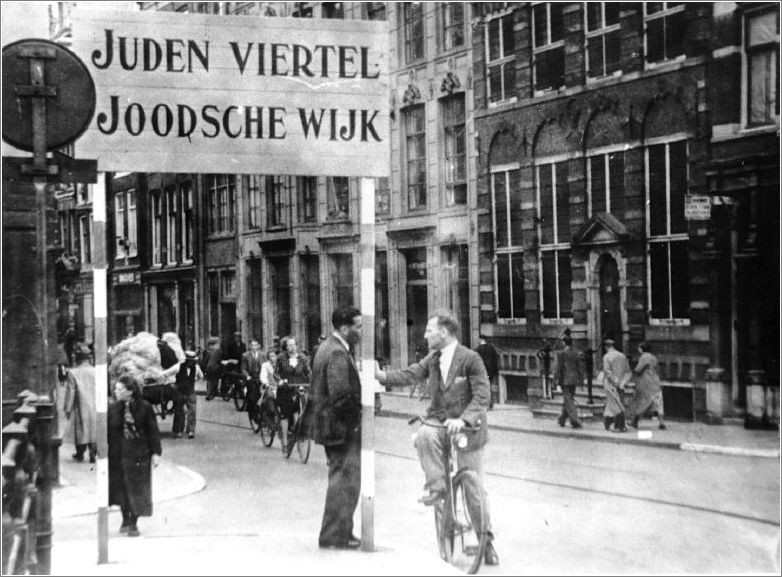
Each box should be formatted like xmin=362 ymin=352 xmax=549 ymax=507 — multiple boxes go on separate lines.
xmin=378 ymin=392 xmax=781 ymax=459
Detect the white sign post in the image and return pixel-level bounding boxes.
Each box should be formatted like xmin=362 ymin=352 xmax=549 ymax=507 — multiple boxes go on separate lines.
xmin=70 ymin=7 xmax=389 ymax=559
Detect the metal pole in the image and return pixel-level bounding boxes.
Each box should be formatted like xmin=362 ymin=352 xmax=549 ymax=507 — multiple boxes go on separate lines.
xmin=358 ymin=177 xmax=376 ymax=552
xmin=92 ymin=173 xmax=110 ymax=564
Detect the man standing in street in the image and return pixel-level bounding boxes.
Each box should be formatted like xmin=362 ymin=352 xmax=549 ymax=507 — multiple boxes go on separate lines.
xmin=63 ymin=343 xmax=97 ymax=462
xmin=375 ymin=312 xmax=499 ymax=566
xmin=309 ymin=306 xmax=363 ymax=550
xmin=552 ymin=336 xmax=583 ymax=429
xmin=602 ymin=338 xmax=630 ymax=432
xmin=475 ymin=336 xmax=500 ymax=409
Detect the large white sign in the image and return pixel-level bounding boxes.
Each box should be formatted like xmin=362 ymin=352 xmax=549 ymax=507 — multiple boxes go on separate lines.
xmin=70 ymin=8 xmax=389 ymax=177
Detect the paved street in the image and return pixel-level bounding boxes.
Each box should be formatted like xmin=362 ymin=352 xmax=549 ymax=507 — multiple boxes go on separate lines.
xmin=52 ymin=396 xmax=780 ymax=575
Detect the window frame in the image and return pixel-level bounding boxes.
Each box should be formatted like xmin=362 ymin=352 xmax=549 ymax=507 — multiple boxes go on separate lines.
xmin=247 ymin=175 xmax=263 ymax=230
xmin=181 ymin=183 xmax=192 ymax=263
xmin=327 ymin=176 xmax=350 ymax=220
xmin=115 ymin=191 xmax=126 ymax=260
xmin=643 ymin=2 xmax=686 ymax=68
xmin=644 ymin=135 xmax=691 ymax=325
xmin=403 ymin=104 xmax=427 ymax=211
xmin=490 ymin=162 xmax=526 ymax=323
xmin=536 ymin=155 xmax=574 ymax=323
xmin=402 ymin=2 xmax=426 ymax=64
xmin=297 ymin=175 xmax=318 ymax=223
xmin=586 ymin=145 xmax=626 ymax=217
xmin=440 ymin=2 xmax=466 ymax=53
xmin=441 ymin=93 xmax=467 ymax=207
xmin=532 ymin=2 xmax=566 ymax=94
xmin=166 ymin=186 xmax=178 ymax=265
xmin=743 ymin=6 xmax=780 ymax=128
xmin=207 ymin=174 xmax=236 ymax=236
xmin=266 ymin=175 xmax=288 ymax=229
xmin=584 ymin=1 xmax=623 ymax=81
xmin=152 ymin=190 xmax=163 ymax=266
xmin=485 ymin=9 xmax=517 ymax=106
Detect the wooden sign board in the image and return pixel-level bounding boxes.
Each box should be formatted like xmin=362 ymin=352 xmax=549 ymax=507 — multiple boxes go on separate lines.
xmin=69 ymin=8 xmax=389 ymax=177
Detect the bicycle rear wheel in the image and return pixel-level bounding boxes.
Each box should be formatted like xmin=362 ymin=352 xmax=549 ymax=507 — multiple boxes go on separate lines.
xmin=248 ymin=403 xmax=262 ymax=433
xmin=233 ymin=383 xmax=247 ymax=412
xmin=259 ymin=406 xmax=276 ymax=447
xmin=454 ymin=470 xmax=488 ymax=575
xmin=295 ymin=423 xmax=311 ymax=463
xmin=434 ymin=500 xmax=455 ymax=563
xmin=283 ymin=420 xmax=295 ymax=459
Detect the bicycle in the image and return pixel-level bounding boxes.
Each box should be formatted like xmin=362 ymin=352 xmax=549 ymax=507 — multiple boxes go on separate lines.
xmin=282 ymin=384 xmax=311 ymax=463
xmin=245 ymin=377 xmax=263 ymax=431
xmin=408 ymin=416 xmax=488 ymax=575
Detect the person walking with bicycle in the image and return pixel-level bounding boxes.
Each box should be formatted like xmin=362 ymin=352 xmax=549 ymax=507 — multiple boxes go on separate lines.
xmin=375 ymin=312 xmax=499 ymax=566
xmin=241 ymin=338 xmax=264 ymax=413
xmin=309 ymin=306 xmax=363 ymax=550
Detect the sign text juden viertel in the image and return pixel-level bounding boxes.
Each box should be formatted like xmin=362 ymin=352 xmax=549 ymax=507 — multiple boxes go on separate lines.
xmin=91 ymin=29 xmax=383 ymax=142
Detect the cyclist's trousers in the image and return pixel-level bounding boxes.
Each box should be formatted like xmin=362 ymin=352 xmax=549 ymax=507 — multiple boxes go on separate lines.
xmin=415 ymin=424 xmax=493 ymax=537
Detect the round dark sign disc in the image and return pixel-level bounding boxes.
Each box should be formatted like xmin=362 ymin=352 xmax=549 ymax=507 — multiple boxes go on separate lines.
xmin=2 ymin=38 xmax=96 ymax=152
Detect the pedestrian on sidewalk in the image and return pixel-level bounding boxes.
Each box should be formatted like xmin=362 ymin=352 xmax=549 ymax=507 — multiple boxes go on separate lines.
xmin=173 ymin=350 xmax=202 ymax=439
xmin=109 ymin=373 xmax=162 ymax=537
xmin=601 ymin=338 xmax=630 ymax=433
xmin=63 ymin=343 xmax=97 ymax=463
xmin=627 ymin=342 xmax=667 ymax=430
xmin=309 ymin=306 xmax=363 ymax=550
xmin=375 ymin=312 xmax=499 ymax=566
xmin=202 ymin=336 xmax=222 ymax=400
xmin=552 ymin=336 xmax=583 ymax=429
xmin=475 ymin=336 xmax=500 ymax=409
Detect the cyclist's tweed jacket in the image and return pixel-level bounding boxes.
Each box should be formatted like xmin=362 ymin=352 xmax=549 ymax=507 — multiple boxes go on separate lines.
xmin=387 ymin=344 xmax=491 ymax=448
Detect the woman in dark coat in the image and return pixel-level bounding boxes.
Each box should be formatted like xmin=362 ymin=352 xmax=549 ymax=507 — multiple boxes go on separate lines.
xmin=275 ymin=336 xmax=311 ymax=451
xmin=109 ymin=374 xmax=162 ymax=537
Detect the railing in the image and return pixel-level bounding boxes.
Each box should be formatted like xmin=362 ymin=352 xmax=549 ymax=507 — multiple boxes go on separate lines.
xmin=2 ymin=391 xmax=56 ymax=575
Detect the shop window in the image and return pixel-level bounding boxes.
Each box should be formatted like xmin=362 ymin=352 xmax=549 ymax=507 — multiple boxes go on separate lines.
xmin=533 ymin=2 xmax=565 ymax=92
xmin=486 ymin=11 xmax=516 ymax=104
xmin=363 ymin=2 xmax=386 ymax=21
xmin=644 ymin=2 xmax=685 ymax=65
xmin=585 ymin=2 xmax=622 ymax=79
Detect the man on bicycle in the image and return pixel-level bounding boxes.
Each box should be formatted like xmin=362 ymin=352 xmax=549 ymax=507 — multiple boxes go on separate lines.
xmin=241 ymin=338 xmax=264 ymax=412
xmin=375 ymin=312 xmax=499 ymax=566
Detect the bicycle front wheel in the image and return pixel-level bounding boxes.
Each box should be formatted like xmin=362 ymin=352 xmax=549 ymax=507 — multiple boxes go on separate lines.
xmin=434 ymin=500 xmax=455 ymax=563
xmin=454 ymin=470 xmax=488 ymax=575
xmin=296 ymin=423 xmax=311 ymax=463
xmin=248 ymin=403 xmax=262 ymax=433
xmin=259 ymin=406 xmax=276 ymax=447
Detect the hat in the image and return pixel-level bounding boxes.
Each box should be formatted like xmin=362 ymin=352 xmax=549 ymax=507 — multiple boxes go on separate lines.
xmin=185 ymin=350 xmax=197 ymax=359
xmin=603 ymin=338 xmax=615 ymax=346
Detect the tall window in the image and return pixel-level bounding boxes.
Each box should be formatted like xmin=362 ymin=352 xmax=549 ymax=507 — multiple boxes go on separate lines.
xmin=247 ymin=175 xmax=262 ymax=229
xmin=442 ymin=94 xmax=467 ymax=206
xmin=533 ymin=3 xmax=565 ymax=92
xmin=266 ymin=176 xmax=287 ymax=228
xmin=115 ymin=192 xmax=126 ymax=259
xmin=644 ymin=2 xmax=685 ymax=65
xmin=247 ymin=259 xmax=263 ymax=344
xmin=152 ymin=191 xmax=162 ymax=265
xmin=404 ymin=104 xmax=427 ymax=209
xmin=322 ymin=2 xmax=343 ymax=18
xmin=587 ymin=151 xmax=625 ymax=216
xmin=403 ymin=2 xmax=425 ymax=63
xmin=80 ymin=214 xmax=92 ymax=265
xmin=332 ymin=254 xmax=354 ymax=311
xmin=291 ymin=2 xmax=313 ymax=17
xmin=585 ymin=2 xmax=622 ymax=79
xmin=327 ymin=177 xmax=350 ymax=219
xmin=537 ymin=161 xmax=572 ymax=320
xmin=375 ymin=251 xmax=391 ymax=364
xmin=127 ymin=190 xmax=137 ymax=257
xmin=441 ymin=3 xmax=465 ymax=51
xmin=208 ymin=271 xmax=219 ymax=336
xmin=270 ymin=257 xmax=292 ymax=338
xmin=442 ymin=245 xmax=471 ymax=343
xmin=646 ymin=140 xmax=689 ymax=321
xmin=166 ymin=186 xmax=178 ymax=264
xmin=181 ymin=184 xmax=192 ymax=261
xmin=297 ymin=176 xmax=317 ymax=223
xmin=207 ymin=174 xmax=236 ymax=234
xmin=375 ymin=177 xmax=390 ymax=216
xmin=492 ymin=166 xmax=524 ymax=320
xmin=363 ymin=2 xmax=386 ymax=21
xmin=745 ymin=8 xmax=780 ymax=126
xmin=486 ymin=11 xmax=516 ymax=104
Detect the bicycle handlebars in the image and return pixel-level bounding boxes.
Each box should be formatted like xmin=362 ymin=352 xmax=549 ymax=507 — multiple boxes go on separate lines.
xmin=407 ymin=415 xmax=480 ymax=433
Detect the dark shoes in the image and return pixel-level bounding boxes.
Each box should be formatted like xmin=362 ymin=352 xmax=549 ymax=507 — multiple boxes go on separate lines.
xmin=127 ymin=526 xmax=140 ymax=537
xmin=319 ymin=535 xmax=360 ymax=550
xmin=557 ymin=416 xmax=566 ymax=427
xmin=658 ymin=423 xmax=667 ymax=430
xmin=119 ymin=523 xmax=129 ymax=534
xmin=418 ymin=490 xmax=445 ymax=506
xmin=188 ymin=432 xmax=195 ymax=439
xmin=629 ymin=416 xmax=639 ymax=429
xmin=484 ymin=540 xmax=499 ymax=565
xmin=571 ymin=421 xmax=583 ymax=429
xmin=72 ymin=453 xmax=84 ymax=462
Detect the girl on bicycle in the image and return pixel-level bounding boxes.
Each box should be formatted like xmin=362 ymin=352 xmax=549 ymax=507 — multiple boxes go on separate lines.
xmin=275 ymin=336 xmax=311 ymax=451
xmin=259 ymin=348 xmax=280 ymax=412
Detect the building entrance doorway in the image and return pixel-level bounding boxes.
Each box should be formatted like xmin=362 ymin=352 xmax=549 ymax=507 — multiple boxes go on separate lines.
xmin=598 ymin=253 xmax=622 ymax=350
xmin=404 ymin=248 xmax=428 ymax=364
